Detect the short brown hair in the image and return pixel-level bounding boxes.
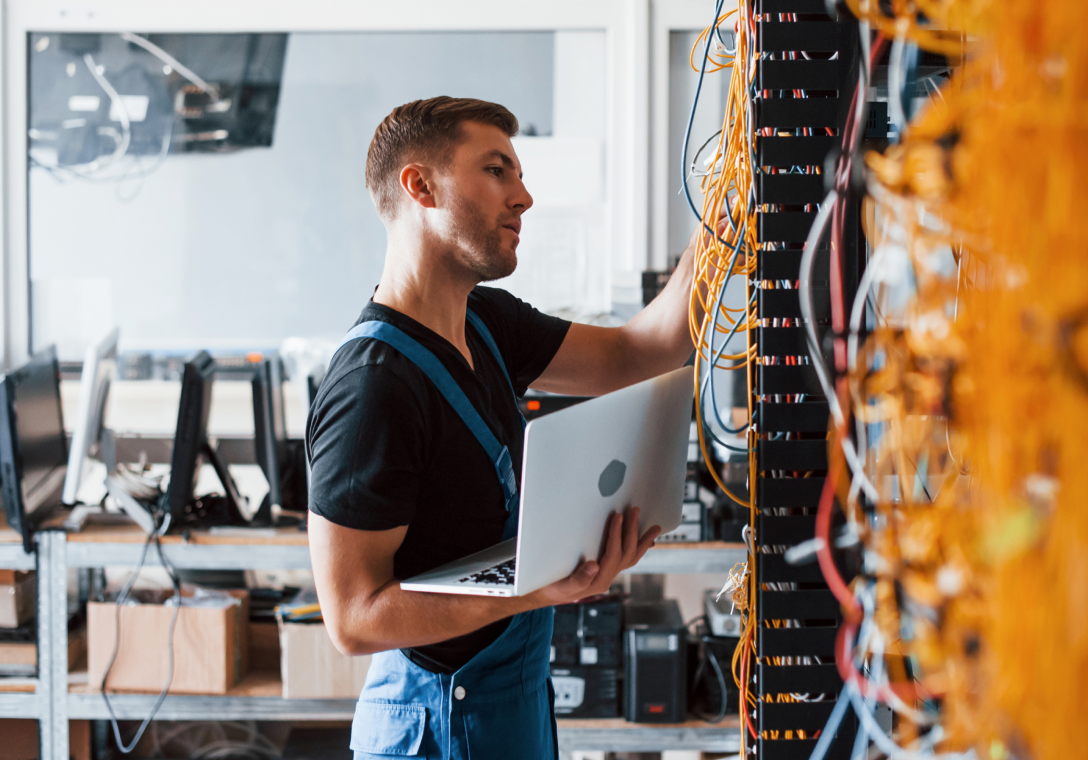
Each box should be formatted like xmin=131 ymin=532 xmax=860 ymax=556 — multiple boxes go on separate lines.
xmin=365 ymin=96 xmax=519 ymax=220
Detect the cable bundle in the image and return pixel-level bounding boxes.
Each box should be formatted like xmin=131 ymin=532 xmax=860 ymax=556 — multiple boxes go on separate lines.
xmin=682 ymin=0 xmax=761 ymax=745
xmin=808 ymin=0 xmax=1088 ymax=758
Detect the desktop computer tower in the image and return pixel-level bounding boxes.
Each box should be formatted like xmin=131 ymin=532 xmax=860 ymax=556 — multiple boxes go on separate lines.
xmin=551 ymin=595 xmax=624 ymax=718
xmin=623 ymin=599 xmax=687 ymax=723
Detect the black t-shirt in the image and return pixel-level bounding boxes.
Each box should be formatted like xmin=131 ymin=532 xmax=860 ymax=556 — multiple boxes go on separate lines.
xmin=306 ymin=286 xmax=571 ymax=673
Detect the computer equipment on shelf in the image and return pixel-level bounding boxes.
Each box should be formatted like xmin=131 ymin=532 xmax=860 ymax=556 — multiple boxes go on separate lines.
xmin=63 ymin=327 xmax=119 ymax=506
xmin=518 ymin=391 xmax=589 ymax=421
xmin=0 ymin=345 xmax=69 ymax=552
xmin=251 ymin=355 xmax=306 ymax=526
xmin=623 ymin=598 xmax=687 ymax=723
xmin=688 ymin=622 xmax=740 ymax=722
xmin=162 ymin=351 xmax=246 ymax=529
xmin=703 ymin=587 xmax=743 ymax=637
xmin=550 ymin=594 xmax=624 ymax=718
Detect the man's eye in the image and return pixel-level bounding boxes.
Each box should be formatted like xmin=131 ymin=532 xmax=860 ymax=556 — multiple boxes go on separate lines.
xmin=488 ymin=167 xmax=502 ymax=176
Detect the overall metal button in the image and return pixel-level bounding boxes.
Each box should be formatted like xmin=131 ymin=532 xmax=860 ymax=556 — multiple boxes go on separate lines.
xmin=454 ymin=686 xmax=466 ymax=701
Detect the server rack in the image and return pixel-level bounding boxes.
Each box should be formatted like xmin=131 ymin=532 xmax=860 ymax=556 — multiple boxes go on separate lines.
xmin=749 ymin=2 xmax=865 ymax=758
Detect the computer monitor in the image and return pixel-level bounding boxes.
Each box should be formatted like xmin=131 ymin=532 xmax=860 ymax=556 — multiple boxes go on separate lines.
xmin=252 ymin=355 xmax=287 ymax=513
xmin=163 ymin=350 xmax=216 ymax=518
xmin=0 ymin=346 xmax=69 ymax=551
xmin=62 ymin=327 xmax=119 ymax=505
xmin=162 ymin=350 xmax=246 ymax=527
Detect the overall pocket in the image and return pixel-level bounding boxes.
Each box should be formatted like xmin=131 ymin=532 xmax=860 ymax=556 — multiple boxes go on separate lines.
xmin=350 ymin=701 xmax=427 ymax=757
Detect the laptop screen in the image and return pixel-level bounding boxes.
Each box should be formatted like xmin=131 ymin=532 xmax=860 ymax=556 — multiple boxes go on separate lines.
xmin=11 ymin=347 xmax=68 ymax=514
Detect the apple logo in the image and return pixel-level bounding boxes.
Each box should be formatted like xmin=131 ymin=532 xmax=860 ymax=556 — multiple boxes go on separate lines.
xmin=598 ymin=459 xmax=627 ymax=497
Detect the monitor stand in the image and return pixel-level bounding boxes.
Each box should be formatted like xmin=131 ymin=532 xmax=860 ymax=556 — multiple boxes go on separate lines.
xmin=170 ymin=440 xmax=250 ymax=530
xmin=200 ymin=439 xmax=247 ymax=520
xmin=249 ymin=493 xmax=303 ymax=529
xmin=104 ymin=476 xmax=168 ymax=536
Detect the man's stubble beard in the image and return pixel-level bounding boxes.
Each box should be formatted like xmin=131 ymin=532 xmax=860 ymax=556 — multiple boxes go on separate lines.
xmin=447 ymin=192 xmax=518 ymax=283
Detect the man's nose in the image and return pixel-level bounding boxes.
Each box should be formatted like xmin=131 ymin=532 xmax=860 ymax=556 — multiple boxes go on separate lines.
xmin=512 ymin=178 xmax=533 ymax=211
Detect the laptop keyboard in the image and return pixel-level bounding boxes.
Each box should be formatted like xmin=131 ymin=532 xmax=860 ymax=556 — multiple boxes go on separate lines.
xmin=459 ymin=558 xmax=516 ymax=586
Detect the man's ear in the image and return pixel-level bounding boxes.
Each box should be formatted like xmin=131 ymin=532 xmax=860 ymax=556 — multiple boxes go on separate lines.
xmin=399 ymin=164 xmax=437 ymax=210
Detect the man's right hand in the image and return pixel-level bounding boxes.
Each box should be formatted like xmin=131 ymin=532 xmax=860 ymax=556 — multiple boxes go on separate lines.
xmin=530 ymin=506 xmax=661 ymax=607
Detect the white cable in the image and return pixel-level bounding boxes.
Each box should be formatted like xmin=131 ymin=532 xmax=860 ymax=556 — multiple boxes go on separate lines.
xmin=120 ymin=32 xmax=218 ymax=99
xmin=856 ymin=22 xmax=872 ymax=143
xmin=83 ymin=54 xmax=131 ymax=168
xmin=800 ymin=195 xmax=879 ymax=502
xmin=848 ymin=245 xmax=884 ymax=375
xmin=888 ymin=35 xmax=909 ymax=138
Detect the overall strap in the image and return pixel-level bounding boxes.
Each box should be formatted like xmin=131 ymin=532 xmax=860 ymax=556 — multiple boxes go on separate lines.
xmin=336 ymin=320 xmax=520 ymax=538
xmin=465 ymin=308 xmax=525 ymax=429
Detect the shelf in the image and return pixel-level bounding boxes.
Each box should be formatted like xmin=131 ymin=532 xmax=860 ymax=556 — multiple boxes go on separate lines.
xmin=63 ymin=524 xmax=746 ymax=574
xmin=631 ymin=542 xmax=747 ymax=574
xmin=64 ymin=523 xmax=310 ymax=570
xmin=0 ymin=680 xmax=41 ymax=718
xmin=68 ymin=671 xmax=357 ymax=721
xmin=68 ymin=669 xmax=740 ymax=752
xmin=560 ymin=717 xmax=740 ymax=752
xmin=0 ymin=526 xmax=34 ymax=570
xmin=0 ymin=543 xmax=35 ymax=570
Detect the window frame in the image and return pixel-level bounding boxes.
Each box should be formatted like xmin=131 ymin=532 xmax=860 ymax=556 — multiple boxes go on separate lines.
xmin=2 ymin=0 xmax=650 ymax=366
xmin=650 ymin=0 xmax=716 ymax=270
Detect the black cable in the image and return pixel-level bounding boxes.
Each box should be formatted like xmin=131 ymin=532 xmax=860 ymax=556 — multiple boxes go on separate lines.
xmin=689 ymin=128 xmax=724 ymax=179
xmin=100 ymin=507 xmax=183 ymax=754
xmin=704 ymin=642 xmax=730 ymax=723
xmin=690 ymin=633 xmax=732 ymax=724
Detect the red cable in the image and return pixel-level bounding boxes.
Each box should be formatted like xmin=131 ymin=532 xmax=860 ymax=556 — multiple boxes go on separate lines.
xmin=815 ymin=447 xmax=860 ymax=618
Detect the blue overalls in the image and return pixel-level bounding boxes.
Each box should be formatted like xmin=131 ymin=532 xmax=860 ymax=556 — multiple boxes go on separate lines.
xmin=334 ymin=310 xmax=557 ymax=760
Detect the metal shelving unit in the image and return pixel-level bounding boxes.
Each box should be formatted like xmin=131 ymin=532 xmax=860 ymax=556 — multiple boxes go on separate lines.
xmin=0 ymin=538 xmax=41 ymax=726
xmin=67 ymin=692 xmax=359 ymax=723
xmin=17 ymin=527 xmax=744 ymax=760
xmin=557 ymin=718 xmax=741 ymax=753
xmin=63 ymin=536 xmax=747 ymax=574
xmin=0 ymin=541 xmax=44 ymax=756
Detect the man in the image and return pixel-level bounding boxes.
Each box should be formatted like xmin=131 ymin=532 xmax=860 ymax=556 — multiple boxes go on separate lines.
xmin=307 ymin=97 xmax=701 ymax=759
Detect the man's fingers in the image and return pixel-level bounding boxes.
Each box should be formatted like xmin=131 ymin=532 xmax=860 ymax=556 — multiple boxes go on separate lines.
xmin=571 ymin=560 xmax=599 ymax=586
xmin=635 ymin=526 xmax=662 ymax=558
xmin=597 ymin=512 xmax=623 ymax=573
xmin=621 ymin=507 xmax=642 ymax=565
xmin=559 ymin=560 xmax=599 ymax=597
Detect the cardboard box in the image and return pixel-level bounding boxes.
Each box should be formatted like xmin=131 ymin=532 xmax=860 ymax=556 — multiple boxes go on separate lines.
xmin=249 ymin=620 xmax=281 ymax=673
xmin=0 ymin=627 xmax=87 ymax=677
xmin=87 ymin=589 xmax=249 ymax=695
xmin=278 ymin=618 xmax=370 ymax=699
xmin=0 ymin=571 xmax=35 ymax=629
xmin=0 ymin=720 xmax=89 ymax=760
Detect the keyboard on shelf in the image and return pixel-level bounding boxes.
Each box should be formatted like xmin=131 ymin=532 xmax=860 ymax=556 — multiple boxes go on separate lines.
xmin=459 ymin=558 xmax=516 ymax=586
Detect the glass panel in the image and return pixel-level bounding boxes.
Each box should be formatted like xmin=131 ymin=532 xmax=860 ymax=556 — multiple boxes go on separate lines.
xmin=29 ymin=30 xmax=608 ymax=363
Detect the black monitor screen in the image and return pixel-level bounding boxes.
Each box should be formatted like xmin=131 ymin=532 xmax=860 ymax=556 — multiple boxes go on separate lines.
xmin=252 ymin=356 xmax=286 ymax=507
xmin=11 ymin=346 xmax=67 ymax=514
xmin=164 ymin=351 xmax=216 ymax=516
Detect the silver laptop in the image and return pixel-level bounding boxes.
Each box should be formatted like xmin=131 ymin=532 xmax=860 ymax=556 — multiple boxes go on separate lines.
xmin=401 ymin=366 xmax=693 ymax=597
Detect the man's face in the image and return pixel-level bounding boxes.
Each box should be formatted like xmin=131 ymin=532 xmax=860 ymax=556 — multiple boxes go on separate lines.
xmin=434 ymin=122 xmax=533 ymax=282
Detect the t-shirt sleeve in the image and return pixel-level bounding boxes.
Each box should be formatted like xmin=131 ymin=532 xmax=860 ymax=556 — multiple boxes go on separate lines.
xmin=306 ymin=363 xmax=425 ymax=531
xmin=469 ymin=287 xmax=571 ymax=395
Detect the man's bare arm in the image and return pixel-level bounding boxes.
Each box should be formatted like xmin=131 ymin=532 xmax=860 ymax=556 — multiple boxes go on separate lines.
xmin=309 ymin=508 xmax=660 ymax=656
